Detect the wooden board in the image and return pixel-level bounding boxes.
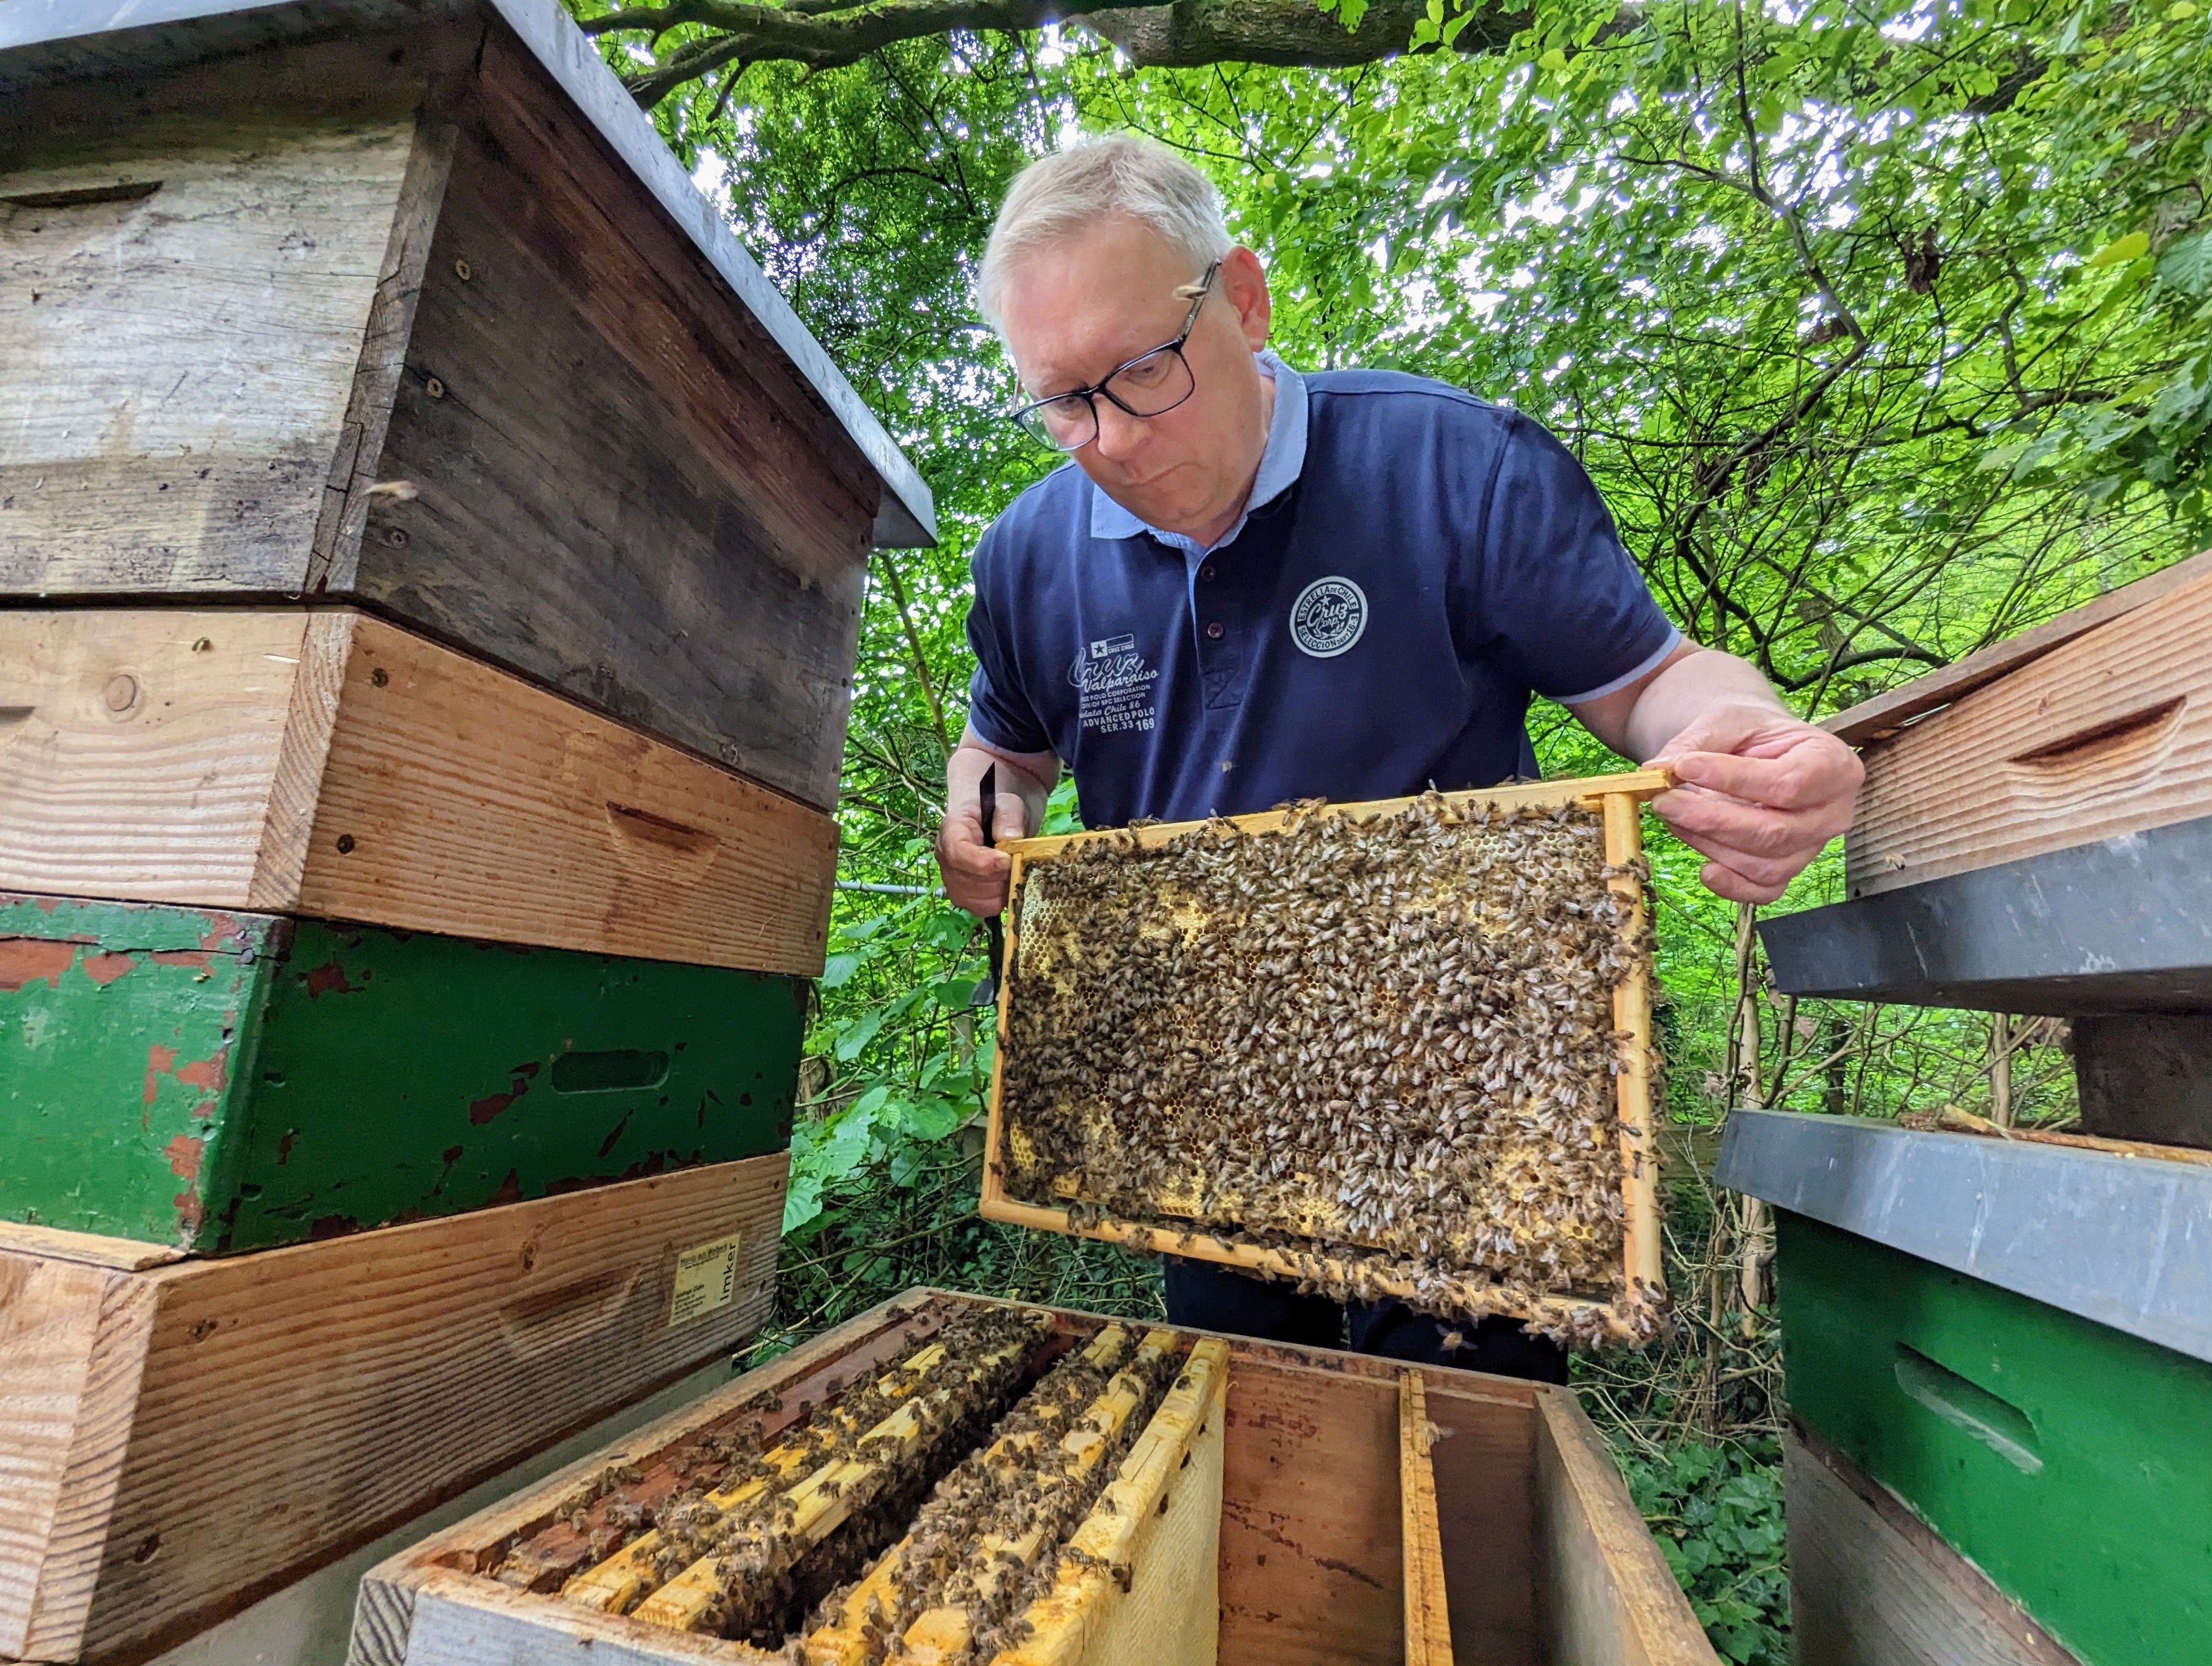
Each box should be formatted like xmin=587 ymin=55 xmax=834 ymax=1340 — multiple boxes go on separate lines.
xmin=0 ymin=27 xmax=887 ymax=810
xmin=0 ymin=890 xmax=805 ymax=1253
xmin=1424 ymin=1381 xmax=1541 ymax=1666
xmin=1784 ymin=1428 xmax=2082 ymax=1666
xmin=351 ymin=1292 xmax=1719 ymax=1666
xmin=1533 ymin=1393 xmax=1718 ymax=1666
xmin=1399 ymin=1374 xmax=1452 ymax=1666
xmin=1823 ymin=549 xmax=2212 ymax=745
xmin=1844 ymin=565 xmax=2212 ymax=897
xmin=979 ymin=770 xmax=1671 ymax=1340
xmin=0 ymin=609 xmax=838 ymax=974
xmin=0 ymin=1156 xmax=786 ymax=1664
xmin=0 ymin=108 xmax=420 ymax=589
xmin=1216 ymin=1354 xmax=1406 ymax=1666
xmin=351 ymin=28 xmax=878 ymax=808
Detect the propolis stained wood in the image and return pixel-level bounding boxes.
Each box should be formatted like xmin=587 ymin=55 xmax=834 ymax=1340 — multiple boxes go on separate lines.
xmin=0 ymin=3 xmax=937 ymax=809
xmin=0 ymin=890 xmax=805 ymax=1253
xmin=350 ymin=1290 xmax=1721 ymax=1666
xmin=0 ymin=609 xmax=837 ymax=975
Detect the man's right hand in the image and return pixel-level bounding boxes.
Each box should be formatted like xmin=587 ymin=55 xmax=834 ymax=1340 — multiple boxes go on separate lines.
xmin=937 ymin=733 xmax=1057 ymax=917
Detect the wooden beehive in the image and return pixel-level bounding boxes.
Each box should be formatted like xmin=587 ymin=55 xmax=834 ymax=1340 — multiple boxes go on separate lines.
xmin=979 ymin=771 xmax=1671 ymax=1343
xmin=1824 ymin=548 xmax=2212 ymax=898
xmin=350 ymin=1289 xmax=1722 ymax=1666
xmin=0 ymin=0 xmax=935 ymax=812
xmin=0 ymin=608 xmax=835 ymax=975
xmin=0 ymin=1158 xmax=787 ymax=1665
xmin=0 ymin=889 xmax=806 ymax=1251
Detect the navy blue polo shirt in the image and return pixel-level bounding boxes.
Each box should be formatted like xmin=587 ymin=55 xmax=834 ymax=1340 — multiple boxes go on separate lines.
xmin=963 ymin=357 xmax=1679 ymax=828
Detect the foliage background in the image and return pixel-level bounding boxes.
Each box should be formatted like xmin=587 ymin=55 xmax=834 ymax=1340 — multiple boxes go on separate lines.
xmin=574 ymin=2 xmax=2211 ymax=1657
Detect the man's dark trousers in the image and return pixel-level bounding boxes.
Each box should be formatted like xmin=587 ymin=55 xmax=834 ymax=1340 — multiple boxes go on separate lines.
xmin=1162 ymin=1255 xmax=1570 ymax=1382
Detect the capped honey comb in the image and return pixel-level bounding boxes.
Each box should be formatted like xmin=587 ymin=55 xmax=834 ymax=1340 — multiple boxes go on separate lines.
xmin=981 ymin=776 xmax=1671 ymax=1344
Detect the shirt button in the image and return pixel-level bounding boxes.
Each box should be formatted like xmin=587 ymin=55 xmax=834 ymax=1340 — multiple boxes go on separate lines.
xmin=1201 ymin=564 xmax=1217 ymax=581
xmin=1205 ymin=621 xmax=1224 ymax=640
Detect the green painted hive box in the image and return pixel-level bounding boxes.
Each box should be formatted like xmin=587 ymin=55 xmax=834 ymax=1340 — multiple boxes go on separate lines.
xmin=1776 ymin=1209 xmax=2212 ymax=1666
xmin=0 ymin=892 xmax=807 ymax=1253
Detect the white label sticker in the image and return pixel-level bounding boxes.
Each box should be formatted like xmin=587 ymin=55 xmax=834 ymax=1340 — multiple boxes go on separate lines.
xmin=668 ymin=1232 xmax=743 ymax=1328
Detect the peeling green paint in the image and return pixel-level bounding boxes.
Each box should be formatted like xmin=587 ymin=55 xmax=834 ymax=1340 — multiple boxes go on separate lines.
xmin=1777 ymin=1210 xmax=2212 ymax=1666
xmin=0 ymin=893 xmax=803 ymax=1252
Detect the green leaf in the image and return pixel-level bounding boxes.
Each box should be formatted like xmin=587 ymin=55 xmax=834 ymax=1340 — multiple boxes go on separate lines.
xmin=2157 ymin=230 xmax=2212 ymax=297
xmin=781 ymin=1172 xmax=823 ymax=1234
xmin=832 ymin=1007 xmax=886 ymax=1062
xmin=1538 ymin=47 xmax=1570 ymax=74
xmin=2086 ymin=230 xmax=2150 ymax=267
xmin=820 ymin=951 xmax=865 ymax=989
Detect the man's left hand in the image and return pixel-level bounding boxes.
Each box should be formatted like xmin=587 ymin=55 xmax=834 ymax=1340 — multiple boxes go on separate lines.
xmin=1648 ymin=704 xmax=1863 ymax=904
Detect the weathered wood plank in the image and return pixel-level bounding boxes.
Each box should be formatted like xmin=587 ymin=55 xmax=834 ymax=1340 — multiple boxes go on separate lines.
xmin=1533 ymin=1391 xmax=1716 ymax=1666
xmin=1 ymin=28 xmax=885 ymax=809
xmin=1846 ymin=566 xmax=2212 ymax=896
xmin=0 ymin=609 xmax=839 ymax=973
xmin=307 ymin=113 xmax=458 ymax=591
xmin=349 ymin=33 xmax=879 ymax=805
xmin=1823 ymin=549 xmax=2212 ymax=746
xmin=3 ymin=1156 xmax=787 ymax=1664
xmin=0 ymin=114 xmax=417 ymax=588
xmin=1784 ymin=1428 xmax=2082 ymax=1666
xmin=1217 ymin=1358 xmax=1403 ymax=1666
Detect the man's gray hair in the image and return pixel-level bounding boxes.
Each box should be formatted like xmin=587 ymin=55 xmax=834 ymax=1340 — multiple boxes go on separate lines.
xmin=978 ymin=136 xmax=1233 ymax=332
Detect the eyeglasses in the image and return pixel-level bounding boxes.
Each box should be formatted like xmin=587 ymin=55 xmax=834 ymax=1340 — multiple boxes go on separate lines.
xmin=1007 ymin=262 xmax=1221 ymax=453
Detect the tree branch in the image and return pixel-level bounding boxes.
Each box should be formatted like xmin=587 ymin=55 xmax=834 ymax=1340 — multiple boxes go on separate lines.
xmin=585 ymin=0 xmax=1544 ymax=101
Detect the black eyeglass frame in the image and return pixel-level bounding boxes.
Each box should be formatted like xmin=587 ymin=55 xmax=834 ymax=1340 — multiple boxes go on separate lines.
xmin=1005 ymin=260 xmax=1223 ymax=452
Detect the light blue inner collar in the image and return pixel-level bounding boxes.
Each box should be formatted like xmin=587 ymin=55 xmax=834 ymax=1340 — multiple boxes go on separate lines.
xmin=1088 ymin=350 xmax=1307 ymax=556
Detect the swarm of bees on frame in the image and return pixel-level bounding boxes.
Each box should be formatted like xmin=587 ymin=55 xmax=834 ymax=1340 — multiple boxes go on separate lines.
xmin=483 ymin=1303 xmax=1192 ymax=1662
xmin=996 ymin=793 xmax=1660 ymax=1345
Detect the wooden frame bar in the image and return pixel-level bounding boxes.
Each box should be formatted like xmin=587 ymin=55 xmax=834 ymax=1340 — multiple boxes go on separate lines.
xmin=1399 ymin=1372 xmax=1453 ymax=1666
xmin=976 ymin=770 xmax=1673 ymax=1339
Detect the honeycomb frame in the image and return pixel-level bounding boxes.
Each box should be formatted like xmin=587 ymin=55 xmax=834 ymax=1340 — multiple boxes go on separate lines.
xmin=979 ymin=768 xmax=1672 ymax=1343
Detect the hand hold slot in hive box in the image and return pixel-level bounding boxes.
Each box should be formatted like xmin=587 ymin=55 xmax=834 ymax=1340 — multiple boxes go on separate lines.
xmin=979 ymin=771 xmax=1673 ymax=1344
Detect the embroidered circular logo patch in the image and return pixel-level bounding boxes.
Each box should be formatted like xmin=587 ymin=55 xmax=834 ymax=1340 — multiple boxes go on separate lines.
xmin=1289 ymin=576 xmax=1368 ymax=658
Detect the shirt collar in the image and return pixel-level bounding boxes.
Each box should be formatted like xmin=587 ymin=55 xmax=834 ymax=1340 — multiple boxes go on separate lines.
xmin=1088 ymin=350 xmax=1308 ymax=553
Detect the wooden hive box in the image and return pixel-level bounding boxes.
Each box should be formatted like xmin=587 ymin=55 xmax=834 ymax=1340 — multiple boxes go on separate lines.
xmin=0 ymin=889 xmax=808 ymax=1252
xmin=1823 ymin=549 xmax=2212 ymax=899
xmin=1721 ymin=1108 xmax=2212 ymax=1666
xmin=0 ymin=0 xmax=935 ymax=812
xmin=350 ymin=1289 xmax=1721 ymax=1666
xmin=0 ymin=607 xmax=836 ymax=975
xmin=0 ymin=1157 xmax=788 ymax=1665
xmin=979 ymin=771 xmax=1672 ymax=1344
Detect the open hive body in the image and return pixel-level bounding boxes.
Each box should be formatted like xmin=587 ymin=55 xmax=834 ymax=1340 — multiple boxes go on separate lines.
xmin=982 ymin=774 xmax=1669 ymax=1342
xmin=352 ymin=1290 xmax=1722 ymax=1666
